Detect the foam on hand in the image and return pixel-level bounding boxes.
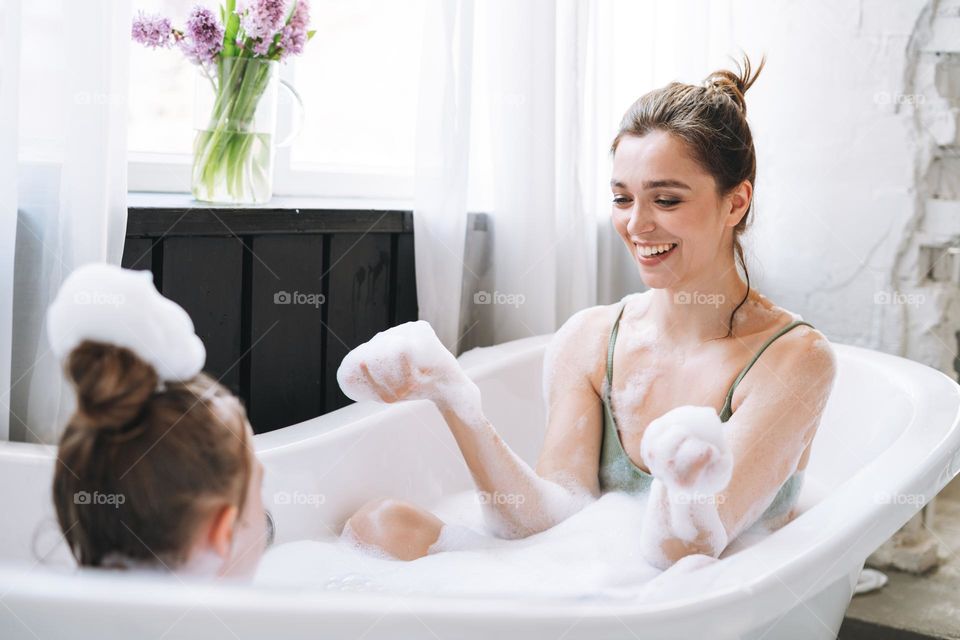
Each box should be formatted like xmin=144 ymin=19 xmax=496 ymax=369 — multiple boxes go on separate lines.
xmin=46 ymin=263 xmax=205 ymax=382
xmin=336 ymin=320 xmax=483 ymax=423
xmin=638 ymin=405 xmax=734 ymax=569
xmin=640 ymin=405 xmax=733 ymax=493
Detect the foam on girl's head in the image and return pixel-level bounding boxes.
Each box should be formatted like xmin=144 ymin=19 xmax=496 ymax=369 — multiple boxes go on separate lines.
xmin=337 ymin=320 xmax=484 ymax=423
xmin=47 ymin=263 xmax=205 ymax=382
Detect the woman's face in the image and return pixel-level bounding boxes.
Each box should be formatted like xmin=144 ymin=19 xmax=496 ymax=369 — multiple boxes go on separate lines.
xmin=610 ymin=130 xmax=744 ymax=290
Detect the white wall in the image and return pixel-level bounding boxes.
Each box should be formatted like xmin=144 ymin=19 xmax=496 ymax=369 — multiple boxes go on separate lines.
xmin=603 ymin=0 xmax=960 ymax=377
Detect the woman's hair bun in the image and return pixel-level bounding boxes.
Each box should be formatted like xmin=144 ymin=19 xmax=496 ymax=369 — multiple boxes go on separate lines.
xmin=65 ymin=340 xmax=158 ymax=433
xmin=703 ymin=53 xmax=766 ymax=115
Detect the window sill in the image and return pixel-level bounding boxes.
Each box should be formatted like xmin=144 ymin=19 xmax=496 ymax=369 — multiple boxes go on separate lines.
xmin=128 ymin=191 xmax=415 ymax=213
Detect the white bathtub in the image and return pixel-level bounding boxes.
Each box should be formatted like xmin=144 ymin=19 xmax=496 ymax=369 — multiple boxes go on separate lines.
xmin=0 ymin=334 xmax=959 ymax=639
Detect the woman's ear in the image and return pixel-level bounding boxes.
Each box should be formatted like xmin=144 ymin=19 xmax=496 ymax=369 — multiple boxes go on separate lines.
xmin=725 ymin=180 xmax=753 ymax=227
xmin=206 ymin=504 xmax=239 ymax=558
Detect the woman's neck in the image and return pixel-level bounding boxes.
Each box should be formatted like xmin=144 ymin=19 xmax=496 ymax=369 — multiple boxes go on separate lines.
xmin=647 ymin=262 xmax=751 ymax=344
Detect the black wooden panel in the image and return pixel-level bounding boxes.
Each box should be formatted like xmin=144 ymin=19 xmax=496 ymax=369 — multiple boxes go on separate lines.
xmin=248 ymin=234 xmax=325 ymax=432
xmin=393 ymin=233 xmax=418 ymax=325
xmin=325 ymin=233 xmax=392 ymax=411
xmin=125 ymin=205 xmax=419 ymax=430
xmin=161 ymin=237 xmax=244 ymax=396
xmin=120 ymin=238 xmax=153 ymax=272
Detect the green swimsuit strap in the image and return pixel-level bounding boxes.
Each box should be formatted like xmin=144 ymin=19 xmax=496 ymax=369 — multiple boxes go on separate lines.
xmin=718 ymin=319 xmax=815 ymax=420
xmin=605 ymin=300 xmax=815 ymax=420
xmin=605 ymin=302 xmax=628 ymax=389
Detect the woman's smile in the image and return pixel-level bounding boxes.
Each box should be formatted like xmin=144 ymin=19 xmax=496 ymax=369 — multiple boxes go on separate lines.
xmin=635 ymin=241 xmax=679 ymax=265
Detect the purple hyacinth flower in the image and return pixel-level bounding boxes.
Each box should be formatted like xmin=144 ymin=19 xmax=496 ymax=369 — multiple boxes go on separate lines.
xmin=237 ymin=0 xmax=288 ymax=42
xmin=131 ymin=11 xmax=173 ymax=49
xmin=278 ymin=0 xmax=310 ymax=59
xmin=252 ymin=37 xmax=274 ymax=56
xmin=179 ymin=5 xmax=225 ymax=65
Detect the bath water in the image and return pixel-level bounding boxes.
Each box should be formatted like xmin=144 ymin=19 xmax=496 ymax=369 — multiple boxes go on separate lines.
xmin=256 ymin=490 xmax=660 ymax=600
xmin=255 ymin=486 xmax=775 ymax=602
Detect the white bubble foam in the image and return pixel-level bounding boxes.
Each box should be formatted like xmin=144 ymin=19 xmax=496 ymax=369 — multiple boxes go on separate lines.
xmin=637 ymin=405 xmax=734 ymax=568
xmin=256 ymin=490 xmax=665 ymax=600
xmin=46 ymin=263 xmax=205 ymax=382
xmin=336 ymin=320 xmax=484 ymax=424
xmin=641 ymin=405 xmax=733 ymax=494
xmin=256 ymin=476 xmax=788 ymax=602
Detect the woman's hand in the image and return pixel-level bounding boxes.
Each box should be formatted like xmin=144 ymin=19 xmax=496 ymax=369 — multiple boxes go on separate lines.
xmin=639 ymin=406 xmax=733 ymax=568
xmin=640 ymin=405 xmax=733 ymax=494
xmin=355 ymin=351 xmax=430 ymax=403
xmin=337 ymin=321 xmax=482 ymax=418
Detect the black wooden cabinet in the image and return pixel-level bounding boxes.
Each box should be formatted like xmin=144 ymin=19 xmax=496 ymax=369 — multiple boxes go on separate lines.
xmin=122 ymin=199 xmax=417 ymax=433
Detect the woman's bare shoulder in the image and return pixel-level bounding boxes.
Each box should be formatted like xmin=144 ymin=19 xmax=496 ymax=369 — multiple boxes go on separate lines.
xmin=551 ymin=292 xmax=651 ymax=351
xmin=544 ymin=292 xmax=651 ymax=393
xmin=736 ymin=293 xmax=837 ymax=397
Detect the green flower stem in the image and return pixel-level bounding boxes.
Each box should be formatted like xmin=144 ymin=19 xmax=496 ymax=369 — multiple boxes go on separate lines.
xmin=192 ymin=58 xmax=275 ymax=203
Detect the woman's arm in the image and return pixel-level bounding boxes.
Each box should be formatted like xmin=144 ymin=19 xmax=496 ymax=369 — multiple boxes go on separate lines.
xmin=639 ymin=328 xmax=838 ymax=568
xmin=338 ymin=308 xmax=611 ymax=539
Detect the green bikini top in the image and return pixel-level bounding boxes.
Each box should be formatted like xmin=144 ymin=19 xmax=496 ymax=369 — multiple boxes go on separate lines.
xmin=598 ymin=300 xmax=813 ymax=522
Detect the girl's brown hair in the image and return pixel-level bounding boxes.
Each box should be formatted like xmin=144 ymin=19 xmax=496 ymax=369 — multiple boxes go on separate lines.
xmin=611 ymin=53 xmax=766 ymax=338
xmin=52 ymin=340 xmax=252 ymax=568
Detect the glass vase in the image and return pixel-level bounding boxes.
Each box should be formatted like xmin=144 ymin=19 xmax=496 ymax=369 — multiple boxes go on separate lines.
xmin=191 ymin=57 xmax=300 ymax=205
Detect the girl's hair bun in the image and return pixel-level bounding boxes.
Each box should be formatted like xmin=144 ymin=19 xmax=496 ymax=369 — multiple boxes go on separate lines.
xmin=703 ymin=53 xmax=765 ymax=115
xmin=65 ymin=340 xmax=158 ymax=434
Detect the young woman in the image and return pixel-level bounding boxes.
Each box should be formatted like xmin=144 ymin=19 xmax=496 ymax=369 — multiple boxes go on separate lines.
xmin=49 ymin=264 xmax=267 ymax=578
xmin=339 ymin=55 xmax=838 ymax=568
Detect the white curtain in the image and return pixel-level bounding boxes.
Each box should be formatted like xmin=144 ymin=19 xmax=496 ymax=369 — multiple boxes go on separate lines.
xmin=412 ymin=0 xmax=475 ymax=352
xmin=414 ymin=0 xmax=740 ymax=352
xmin=472 ymin=0 xmax=600 ymax=345
xmin=414 ymin=0 xmax=615 ymax=353
xmin=3 ymin=0 xmax=130 ymax=443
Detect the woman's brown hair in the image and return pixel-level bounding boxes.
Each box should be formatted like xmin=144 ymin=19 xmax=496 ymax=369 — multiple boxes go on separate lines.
xmin=52 ymin=340 xmax=252 ymax=568
xmin=611 ymin=53 xmax=766 ymax=338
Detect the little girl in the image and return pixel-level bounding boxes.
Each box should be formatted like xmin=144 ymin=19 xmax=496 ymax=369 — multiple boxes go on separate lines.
xmin=47 ymin=264 xmax=266 ymax=579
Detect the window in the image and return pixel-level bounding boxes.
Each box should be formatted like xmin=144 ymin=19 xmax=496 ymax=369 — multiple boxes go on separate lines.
xmin=128 ymin=0 xmax=426 ymax=200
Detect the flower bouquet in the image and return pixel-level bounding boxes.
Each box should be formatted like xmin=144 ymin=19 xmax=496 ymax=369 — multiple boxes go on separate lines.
xmin=133 ymin=1 xmax=314 ymax=204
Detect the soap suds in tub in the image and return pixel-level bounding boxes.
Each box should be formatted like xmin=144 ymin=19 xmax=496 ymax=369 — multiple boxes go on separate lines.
xmin=257 ymin=422 xmax=776 ymax=601
xmin=257 ymin=407 xmax=749 ymax=601
xmin=257 ymin=490 xmax=662 ymax=599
